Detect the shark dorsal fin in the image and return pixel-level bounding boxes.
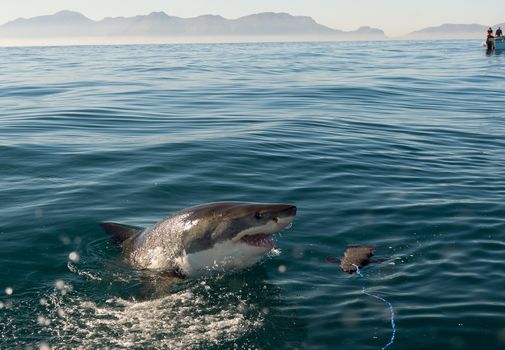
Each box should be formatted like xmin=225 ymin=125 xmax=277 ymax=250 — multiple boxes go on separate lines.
xmin=100 ymin=222 xmax=143 ymax=245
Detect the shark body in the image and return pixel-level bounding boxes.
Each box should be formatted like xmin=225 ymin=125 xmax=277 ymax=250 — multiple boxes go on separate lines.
xmin=101 ymin=202 xmax=297 ymax=277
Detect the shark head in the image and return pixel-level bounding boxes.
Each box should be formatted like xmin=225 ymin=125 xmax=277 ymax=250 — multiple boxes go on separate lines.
xmin=176 ymin=202 xmax=297 ymax=276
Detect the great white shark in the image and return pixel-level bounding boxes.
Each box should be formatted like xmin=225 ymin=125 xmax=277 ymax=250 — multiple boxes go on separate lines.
xmin=101 ymin=202 xmax=297 ymax=277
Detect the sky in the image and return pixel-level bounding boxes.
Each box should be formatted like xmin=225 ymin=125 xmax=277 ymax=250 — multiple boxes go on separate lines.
xmin=0 ymin=0 xmax=503 ymax=37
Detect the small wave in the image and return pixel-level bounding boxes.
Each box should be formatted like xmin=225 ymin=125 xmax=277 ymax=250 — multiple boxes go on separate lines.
xmin=42 ymin=282 xmax=264 ymax=350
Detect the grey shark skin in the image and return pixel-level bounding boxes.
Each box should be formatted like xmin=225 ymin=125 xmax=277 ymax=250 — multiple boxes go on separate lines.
xmin=101 ymin=202 xmax=297 ymax=277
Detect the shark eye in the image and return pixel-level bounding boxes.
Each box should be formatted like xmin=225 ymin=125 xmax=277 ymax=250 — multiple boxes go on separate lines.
xmin=255 ymin=212 xmax=263 ymax=220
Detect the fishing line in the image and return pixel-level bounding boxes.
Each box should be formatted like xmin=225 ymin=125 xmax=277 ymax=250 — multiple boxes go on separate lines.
xmin=352 ymin=264 xmax=396 ymax=350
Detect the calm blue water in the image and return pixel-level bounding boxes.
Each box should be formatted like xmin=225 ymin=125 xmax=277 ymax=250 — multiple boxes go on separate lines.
xmin=1 ymin=40 xmax=505 ymax=350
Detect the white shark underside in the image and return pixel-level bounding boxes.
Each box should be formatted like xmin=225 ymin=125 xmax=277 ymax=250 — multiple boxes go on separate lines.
xmin=101 ymin=202 xmax=297 ymax=277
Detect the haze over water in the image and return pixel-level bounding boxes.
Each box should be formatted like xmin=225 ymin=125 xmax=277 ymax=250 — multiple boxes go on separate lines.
xmin=1 ymin=40 xmax=505 ymax=349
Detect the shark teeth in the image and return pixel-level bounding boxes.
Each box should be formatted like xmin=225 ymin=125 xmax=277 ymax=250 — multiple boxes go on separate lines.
xmin=239 ymin=233 xmax=274 ymax=249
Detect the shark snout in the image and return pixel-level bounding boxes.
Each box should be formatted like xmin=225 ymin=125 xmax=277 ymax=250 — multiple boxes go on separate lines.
xmin=271 ymin=204 xmax=296 ymax=229
xmin=274 ymin=204 xmax=297 ymax=221
xmin=285 ymin=205 xmax=297 ymax=217
xmin=267 ymin=204 xmax=296 ymax=217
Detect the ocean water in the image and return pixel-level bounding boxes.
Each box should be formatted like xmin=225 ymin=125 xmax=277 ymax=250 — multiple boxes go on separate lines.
xmin=1 ymin=40 xmax=505 ymax=350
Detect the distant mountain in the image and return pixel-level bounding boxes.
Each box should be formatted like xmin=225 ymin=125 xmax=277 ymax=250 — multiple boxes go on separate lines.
xmin=0 ymin=10 xmax=386 ymax=42
xmin=0 ymin=10 xmax=95 ymax=37
xmin=350 ymin=26 xmax=386 ymax=38
xmin=406 ymin=23 xmax=501 ymax=40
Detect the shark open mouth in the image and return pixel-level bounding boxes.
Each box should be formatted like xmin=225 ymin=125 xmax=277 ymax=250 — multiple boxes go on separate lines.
xmin=240 ymin=233 xmax=274 ymax=249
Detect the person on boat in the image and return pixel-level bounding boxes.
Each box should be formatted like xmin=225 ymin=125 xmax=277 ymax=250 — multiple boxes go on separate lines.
xmin=496 ymin=27 xmax=503 ymax=38
xmin=486 ymin=28 xmax=495 ymax=50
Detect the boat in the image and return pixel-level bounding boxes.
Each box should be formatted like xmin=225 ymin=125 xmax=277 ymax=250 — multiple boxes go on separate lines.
xmin=486 ymin=36 xmax=505 ymax=50
xmin=495 ymin=36 xmax=505 ymax=49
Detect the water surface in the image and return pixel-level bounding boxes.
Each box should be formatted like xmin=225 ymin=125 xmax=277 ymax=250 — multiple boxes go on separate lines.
xmin=1 ymin=40 xmax=505 ymax=349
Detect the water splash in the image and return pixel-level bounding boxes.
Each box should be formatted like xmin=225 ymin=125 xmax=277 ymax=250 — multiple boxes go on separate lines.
xmin=352 ymin=264 xmax=396 ymax=350
xmin=42 ymin=283 xmax=264 ymax=349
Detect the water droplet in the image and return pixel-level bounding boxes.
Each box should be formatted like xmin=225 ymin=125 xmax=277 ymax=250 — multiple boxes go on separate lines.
xmin=68 ymin=252 xmax=80 ymax=262
xmin=35 ymin=207 xmax=43 ymax=218
xmin=57 ymin=308 xmax=66 ymax=317
xmin=37 ymin=315 xmax=51 ymax=326
xmin=0 ymin=301 xmax=4 ymax=309
xmin=39 ymin=298 xmax=48 ymax=306
xmin=278 ymin=265 xmax=287 ymax=273
xmin=292 ymin=247 xmax=305 ymax=259
xmin=5 ymin=287 xmax=13 ymax=296
xmin=39 ymin=342 xmax=51 ymax=350
xmin=340 ymin=308 xmax=359 ymax=328
xmin=237 ymin=303 xmax=246 ymax=313
xmin=55 ymin=280 xmax=65 ymax=290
